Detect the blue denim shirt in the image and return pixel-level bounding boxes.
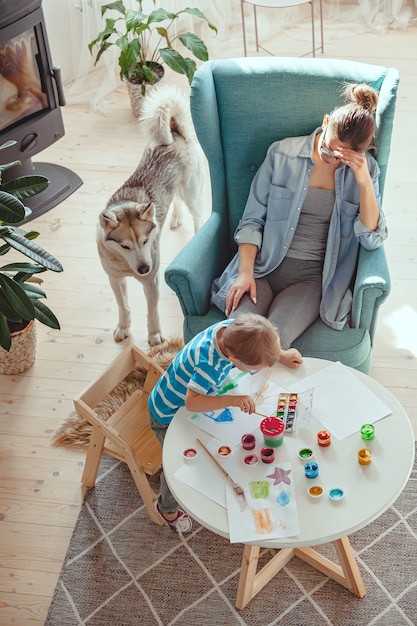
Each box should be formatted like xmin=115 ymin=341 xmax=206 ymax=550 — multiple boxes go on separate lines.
xmin=211 ymin=129 xmax=388 ymax=330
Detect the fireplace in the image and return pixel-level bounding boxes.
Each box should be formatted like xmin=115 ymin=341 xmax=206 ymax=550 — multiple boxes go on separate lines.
xmin=0 ymin=0 xmax=82 ymax=221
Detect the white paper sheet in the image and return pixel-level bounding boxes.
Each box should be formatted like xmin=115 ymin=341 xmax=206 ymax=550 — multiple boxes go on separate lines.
xmin=174 ymin=438 xmax=235 ymax=507
xmin=174 ymin=452 xmax=300 ymax=542
xmin=288 ymin=361 xmax=392 ymax=440
xmin=226 ymin=462 xmax=300 ymax=543
xmin=187 ymin=368 xmax=286 ymax=446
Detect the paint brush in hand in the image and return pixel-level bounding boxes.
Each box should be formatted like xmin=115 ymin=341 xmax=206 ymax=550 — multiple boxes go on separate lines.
xmin=196 ymin=438 xmax=247 ymax=509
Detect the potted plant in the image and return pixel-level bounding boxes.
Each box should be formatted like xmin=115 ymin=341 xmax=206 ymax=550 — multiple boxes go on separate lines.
xmin=88 ymin=0 xmax=217 ymax=115
xmin=0 ymin=141 xmax=63 ymax=373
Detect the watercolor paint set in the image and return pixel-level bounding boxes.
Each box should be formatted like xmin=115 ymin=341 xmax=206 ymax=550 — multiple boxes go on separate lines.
xmin=275 ymin=388 xmax=314 ymax=432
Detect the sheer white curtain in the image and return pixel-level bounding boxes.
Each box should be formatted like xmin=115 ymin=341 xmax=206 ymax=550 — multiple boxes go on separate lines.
xmin=46 ymin=0 xmax=416 ymax=115
xmin=325 ymin=0 xmax=417 ymax=33
xmin=247 ymin=0 xmax=417 ymax=44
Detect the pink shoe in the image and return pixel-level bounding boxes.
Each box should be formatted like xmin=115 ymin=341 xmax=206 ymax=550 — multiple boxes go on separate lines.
xmin=155 ymin=501 xmax=192 ymax=533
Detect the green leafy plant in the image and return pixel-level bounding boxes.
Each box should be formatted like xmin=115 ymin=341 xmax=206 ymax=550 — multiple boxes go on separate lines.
xmin=0 ymin=141 xmax=63 ymax=351
xmin=88 ymin=0 xmax=217 ymax=94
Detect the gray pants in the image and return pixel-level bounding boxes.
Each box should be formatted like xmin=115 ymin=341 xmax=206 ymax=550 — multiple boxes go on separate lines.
xmin=231 ymin=256 xmax=322 ymax=350
xmin=149 ymin=410 xmax=179 ymax=515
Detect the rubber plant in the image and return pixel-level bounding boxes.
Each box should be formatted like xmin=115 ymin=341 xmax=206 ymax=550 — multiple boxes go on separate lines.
xmin=0 ymin=140 xmax=63 ymax=351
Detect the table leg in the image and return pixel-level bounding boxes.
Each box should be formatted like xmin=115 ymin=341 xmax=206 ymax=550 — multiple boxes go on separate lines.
xmin=334 ymin=536 xmax=367 ymax=597
xmin=235 ymin=536 xmax=366 ymax=609
xmin=295 ymin=537 xmax=366 ymax=597
xmin=236 ymin=545 xmax=295 ymax=609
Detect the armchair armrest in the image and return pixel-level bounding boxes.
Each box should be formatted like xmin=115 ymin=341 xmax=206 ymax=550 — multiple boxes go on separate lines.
xmin=165 ymin=212 xmax=231 ymax=316
xmin=351 ymin=245 xmax=391 ymax=343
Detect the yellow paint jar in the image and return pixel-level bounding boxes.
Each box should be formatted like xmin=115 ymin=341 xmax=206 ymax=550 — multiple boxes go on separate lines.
xmin=358 ymin=447 xmax=372 ymax=465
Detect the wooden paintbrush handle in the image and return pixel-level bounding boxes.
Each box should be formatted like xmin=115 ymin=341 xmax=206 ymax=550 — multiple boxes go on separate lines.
xmin=254 ymin=368 xmax=272 ymax=402
xmin=196 ymin=438 xmax=229 ymax=478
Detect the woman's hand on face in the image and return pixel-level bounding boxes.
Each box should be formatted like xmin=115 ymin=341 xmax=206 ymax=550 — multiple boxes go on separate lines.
xmin=333 ymin=147 xmax=370 ymax=184
xmin=225 ymin=273 xmax=257 ymax=316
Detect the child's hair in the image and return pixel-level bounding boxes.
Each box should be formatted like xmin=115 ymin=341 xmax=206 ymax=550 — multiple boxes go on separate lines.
xmin=223 ymin=314 xmax=281 ymax=366
xmin=329 ymin=82 xmax=379 ymax=152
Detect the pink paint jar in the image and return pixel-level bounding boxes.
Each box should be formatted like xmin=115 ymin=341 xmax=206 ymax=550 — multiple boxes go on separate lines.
xmin=260 ymin=417 xmax=285 ymax=447
xmin=183 ymin=448 xmax=198 ymax=463
xmin=241 ymin=433 xmax=256 ymax=450
xmin=243 ymin=454 xmax=259 ymax=466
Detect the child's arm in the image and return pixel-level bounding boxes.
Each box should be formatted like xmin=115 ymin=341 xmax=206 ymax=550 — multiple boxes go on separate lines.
xmin=185 ymin=389 xmax=256 ymax=414
xmin=279 ymin=348 xmax=303 ymax=368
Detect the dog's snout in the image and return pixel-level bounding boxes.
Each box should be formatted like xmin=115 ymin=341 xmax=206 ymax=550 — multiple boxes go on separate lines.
xmin=138 ymin=264 xmax=150 ymax=275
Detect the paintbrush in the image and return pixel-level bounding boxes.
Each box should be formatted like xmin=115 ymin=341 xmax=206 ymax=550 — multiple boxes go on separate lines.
xmin=196 ymin=438 xmax=246 ymax=507
xmin=253 ymin=368 xmax=272 ymax=402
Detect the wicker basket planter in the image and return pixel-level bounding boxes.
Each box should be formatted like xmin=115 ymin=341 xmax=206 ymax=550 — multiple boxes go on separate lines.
xmin=0 ymin=320 xmax=36 ymax=375
xmin=124 ymin=64 xmax=165 ymax=118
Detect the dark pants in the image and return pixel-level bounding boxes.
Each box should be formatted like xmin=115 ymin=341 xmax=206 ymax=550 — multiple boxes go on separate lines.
xmin=149 ymin=410 xmax=179 ymax=514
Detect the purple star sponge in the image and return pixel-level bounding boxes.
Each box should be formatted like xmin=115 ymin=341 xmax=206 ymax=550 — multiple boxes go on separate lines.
xmin=266 ymin=466 xmax=292 ymax=486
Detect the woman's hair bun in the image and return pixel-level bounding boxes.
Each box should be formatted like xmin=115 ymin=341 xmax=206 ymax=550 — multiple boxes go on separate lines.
xmin=342 ymin=82 xmax=378 ymax=114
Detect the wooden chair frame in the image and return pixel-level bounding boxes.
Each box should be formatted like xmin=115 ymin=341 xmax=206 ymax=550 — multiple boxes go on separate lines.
xmin=73 ymin=345 xmax=164 ymax=525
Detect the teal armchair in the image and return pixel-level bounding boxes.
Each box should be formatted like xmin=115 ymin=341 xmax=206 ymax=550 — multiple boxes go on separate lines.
xmin=165 ymin=57 xmax=399 ymax=373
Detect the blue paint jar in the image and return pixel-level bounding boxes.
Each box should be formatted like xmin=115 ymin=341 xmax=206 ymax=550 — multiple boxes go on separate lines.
xmin=304 ymin=461 xmax=319 ymax=479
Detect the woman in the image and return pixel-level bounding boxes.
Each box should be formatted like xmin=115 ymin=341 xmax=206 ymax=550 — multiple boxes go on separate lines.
xmin=211 ymin=83 xmax=387 ymax=352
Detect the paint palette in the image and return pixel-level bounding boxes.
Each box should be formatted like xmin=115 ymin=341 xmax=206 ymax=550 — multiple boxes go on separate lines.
xmin=275 ymin=387 xmax=314 ymax=431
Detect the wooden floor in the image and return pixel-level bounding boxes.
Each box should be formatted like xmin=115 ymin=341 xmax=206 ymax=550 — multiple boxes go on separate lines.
xmin=1 ymin=22 xmax=416 ymax=625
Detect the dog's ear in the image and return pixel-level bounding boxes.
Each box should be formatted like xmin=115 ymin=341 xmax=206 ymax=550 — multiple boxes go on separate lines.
xmin=99 ymin=210 xmax=119 ymax=229
xmin=140 ymin=202 xmax=156 ymax=221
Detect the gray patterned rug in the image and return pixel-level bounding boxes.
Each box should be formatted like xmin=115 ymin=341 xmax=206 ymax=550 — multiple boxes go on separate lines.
xmin=46 ymin=445 xmax=417 ymax=626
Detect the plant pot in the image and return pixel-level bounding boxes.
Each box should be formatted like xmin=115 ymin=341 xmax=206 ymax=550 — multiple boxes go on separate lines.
xmin=124 ymin=63 xmax=165 ymax=118
xmin=0 ymin=319 xmax=36 ymax=375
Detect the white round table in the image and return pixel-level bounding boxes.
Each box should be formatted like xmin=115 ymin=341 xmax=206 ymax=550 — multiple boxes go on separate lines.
xmin=163 ymin=358 xmax=415 ymax=608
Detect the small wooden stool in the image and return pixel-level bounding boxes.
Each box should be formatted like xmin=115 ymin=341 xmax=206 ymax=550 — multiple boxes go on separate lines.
xmin=73 ymin=345 xmax=165 ymax=525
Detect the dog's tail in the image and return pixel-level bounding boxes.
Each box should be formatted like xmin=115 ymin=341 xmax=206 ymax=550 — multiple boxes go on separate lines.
xmin=138 ymin=85 xmax=196 ymax=148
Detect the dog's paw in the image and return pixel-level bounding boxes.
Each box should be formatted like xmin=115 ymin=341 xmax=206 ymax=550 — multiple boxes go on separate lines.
xmin=169 ymin=202 xmax=184 ymax=230
xmin=114 ymin=327 xmax=131 ymax=342
xmin=148 ymin=332 xmax=165 ymax=346
xmin=169 ymin=213 xmax=182 ymax=230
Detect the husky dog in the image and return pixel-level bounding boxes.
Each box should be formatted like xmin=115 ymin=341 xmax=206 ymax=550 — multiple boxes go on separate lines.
xmin=97 ymin=85 xmax=206 ymax=345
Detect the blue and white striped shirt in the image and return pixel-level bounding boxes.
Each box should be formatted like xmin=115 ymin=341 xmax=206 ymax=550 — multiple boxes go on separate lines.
xmin=148 ymin=320 xmax=234 ymax=424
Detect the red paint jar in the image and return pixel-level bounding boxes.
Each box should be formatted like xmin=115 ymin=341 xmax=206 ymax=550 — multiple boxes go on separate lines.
xmin=317 ymin=430 xmax=331 ymax=447
xmin=217 ymin=445 xmax=232 ymax=457
xmin=260 ymin=446 xmax=275 ymax=463
xmin=260 ymin=417 xmax=285 ymax=447
xmin=241 ymin=433 xmax=256 ymax=450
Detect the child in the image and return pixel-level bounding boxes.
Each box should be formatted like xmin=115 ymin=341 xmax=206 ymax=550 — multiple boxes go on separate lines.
xmin=149 ymin=313 xmax=302 ymax=533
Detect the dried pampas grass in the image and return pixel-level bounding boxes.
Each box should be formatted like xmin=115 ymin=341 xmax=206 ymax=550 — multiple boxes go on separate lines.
xmin=52 ymin=335 xmax=184 ymax=448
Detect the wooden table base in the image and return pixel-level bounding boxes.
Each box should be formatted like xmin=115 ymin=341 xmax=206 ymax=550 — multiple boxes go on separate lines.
xmin=236 ymin=536 xmax=366 ymax=609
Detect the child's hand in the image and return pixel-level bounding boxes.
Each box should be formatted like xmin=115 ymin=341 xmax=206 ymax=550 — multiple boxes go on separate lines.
xmin=279 ymin=348 xmax=303 ymax=368
xmin=230 ymin=395 xmax=256 ymax=414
